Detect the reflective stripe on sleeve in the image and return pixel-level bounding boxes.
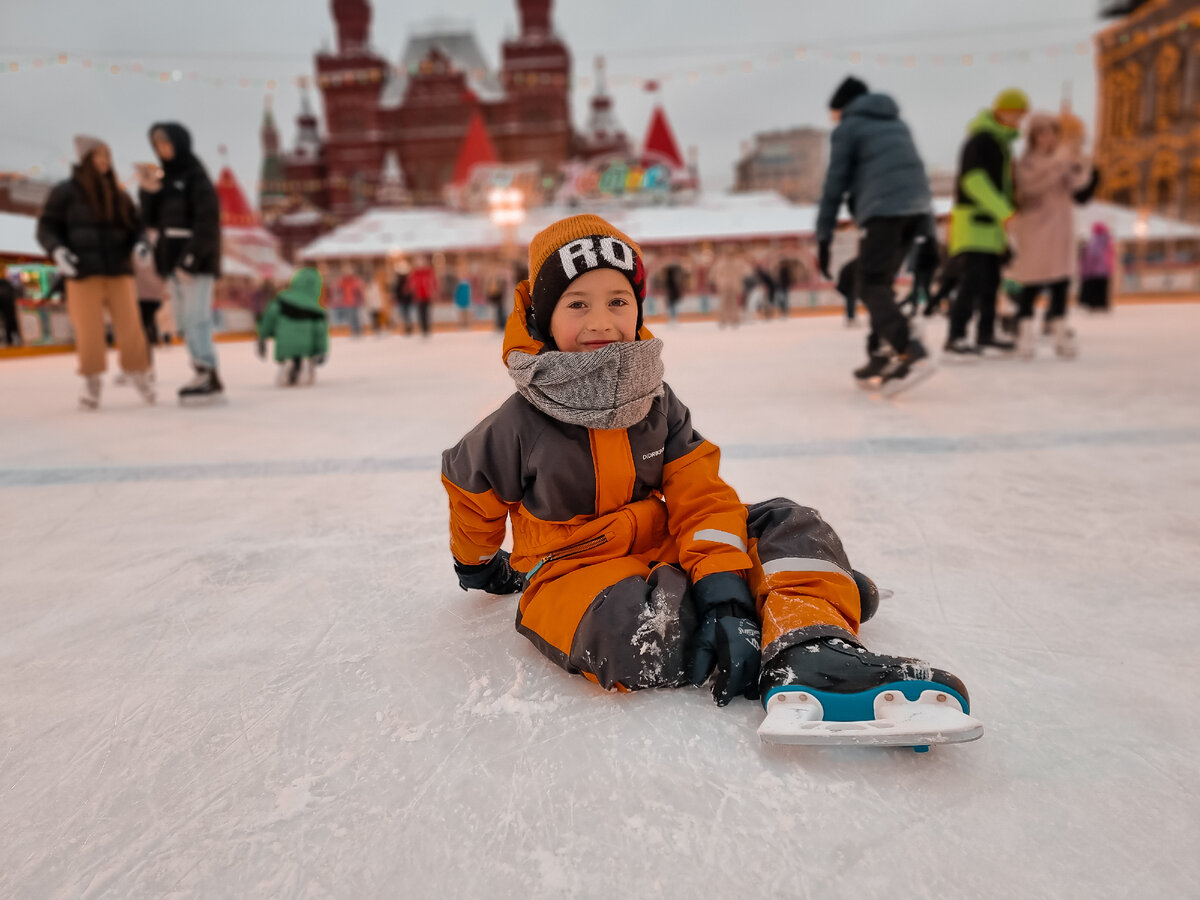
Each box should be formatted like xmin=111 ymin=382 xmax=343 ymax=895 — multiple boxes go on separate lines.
xmin=692 ymin=528 xmax=747 ymax=552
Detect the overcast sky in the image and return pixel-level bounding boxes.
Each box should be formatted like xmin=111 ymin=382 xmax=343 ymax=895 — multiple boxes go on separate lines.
xmin=1 ymin=0 xmax=1107 ymax=204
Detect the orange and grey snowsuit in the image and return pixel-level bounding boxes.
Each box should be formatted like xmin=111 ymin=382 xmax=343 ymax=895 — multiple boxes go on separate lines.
xmin=441 ymin=281 xmax=863 ymax=691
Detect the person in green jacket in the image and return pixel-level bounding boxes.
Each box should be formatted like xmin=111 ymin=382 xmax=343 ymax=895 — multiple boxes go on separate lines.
xmin=945 ymin=88 xmax=1029 ymax=356
xmin=256 ymin=267 xmax=330 ymax=386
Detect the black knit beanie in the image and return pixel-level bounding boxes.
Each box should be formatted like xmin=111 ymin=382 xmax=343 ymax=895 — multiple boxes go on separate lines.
xmin=829 ymin=76 xmax=868 ymax=111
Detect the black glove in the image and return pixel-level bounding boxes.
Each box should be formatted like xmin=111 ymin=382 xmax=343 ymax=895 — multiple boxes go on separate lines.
xmin=255 ymin=339 xmax=267 ymax=359
xmin=313 ymin=354 xmax=327 ymax=366
xmin=817 ymin=241 xmax=832 ymax=281
xmin=686 ymin=572 xmax=761 ymax=706
xmin=454 ymin=550 xmax=525 ymax=595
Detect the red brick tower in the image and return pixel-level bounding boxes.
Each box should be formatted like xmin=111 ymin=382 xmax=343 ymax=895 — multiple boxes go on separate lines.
xmin=317 ymin=0 xmax=389 ymax=216
xmin=494 ymin=0 xmax=572 ymax=167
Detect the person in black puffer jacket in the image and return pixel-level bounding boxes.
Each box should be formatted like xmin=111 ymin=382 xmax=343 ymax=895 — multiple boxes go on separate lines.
xmin=138 ymin=122 xmax=224 ymax=403
xmin=36 ymin=135 xmax=155 ymax=409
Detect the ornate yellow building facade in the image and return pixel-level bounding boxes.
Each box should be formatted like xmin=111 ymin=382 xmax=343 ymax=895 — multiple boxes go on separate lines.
xmin=1095 ymin=0 xmax=1200 ymax=221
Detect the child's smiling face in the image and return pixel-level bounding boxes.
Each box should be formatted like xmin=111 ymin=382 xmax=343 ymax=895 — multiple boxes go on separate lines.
xmin=548 ymin=268 xmax=639 ymax=352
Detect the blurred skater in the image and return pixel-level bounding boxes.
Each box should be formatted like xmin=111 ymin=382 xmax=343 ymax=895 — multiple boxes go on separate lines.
xmin=37 ymin=136 xmax=154 ymax=408
xmin=1078 ymin=223 xmax=1114 ymax=314
xmin=256 ymin=268 xmax=329 ymax=386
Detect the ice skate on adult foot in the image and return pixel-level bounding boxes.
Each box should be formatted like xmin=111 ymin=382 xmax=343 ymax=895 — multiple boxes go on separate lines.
xmin=178 ymin=364 xmax=225 ymax=405
xmin=130 ymin=371 xmax=156 ymax=405
xmin=942 ymin=337 xmax=981 ymax=361
xmin=1051 ymin=319 xmax=1077 ymax=359
xmin=79 ymin=374 xmax=102 ymax=410
xmin=853 ymin=352 xmax=891 ymax=390
xmin=976 ymin=336 xmax=1016 ymax=358
xmin=879 ymin=339 xmax=936 ymax=397
xmin=757 ymin=636 xmax=983 ymax=749
xmin=301 ymin=358 xmax=317 ymax=386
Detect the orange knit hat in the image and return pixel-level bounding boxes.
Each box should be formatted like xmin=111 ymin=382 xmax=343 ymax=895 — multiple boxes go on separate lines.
xmin=527 ymin=214 xmax=646 ymax=344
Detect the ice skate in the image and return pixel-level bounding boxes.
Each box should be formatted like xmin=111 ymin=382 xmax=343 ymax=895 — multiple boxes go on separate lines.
xmin=129 ymin=371 xmax=156 ymax=405
xmin=1016 ymin=318 xmax=1036 ymax=360
xmin=878 ymin=339 xmax=936 ymax=397
xmin=853 ymin=353 xmax=891 ymax=390
xmin=301 ymin=359 xmax=317 ymax=386
xmin=1051 ymin=320 xmax=1078 ymax=359
xmin=757 ymin=636 xmax=982 ymax=749
xmin=942 ymin=337 xmax=981 ymax=361
xmin=976 ymin=336 xmax=1016 ymax=358
xmin=179 ymin=365 xmax=225 ymax=405
xmin=79 ymin=374 xmax=102 ymax=410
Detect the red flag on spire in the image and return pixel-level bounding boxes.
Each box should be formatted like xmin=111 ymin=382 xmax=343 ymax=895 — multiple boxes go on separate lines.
xmin=451 ymin=109 xmax=499 ymax=186
xmin=641 ymin=105 xmax=685 ymax=171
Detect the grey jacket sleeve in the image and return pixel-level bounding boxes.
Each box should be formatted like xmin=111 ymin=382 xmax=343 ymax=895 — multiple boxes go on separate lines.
xmin=816 ymin=123 xmax=855 ymax=244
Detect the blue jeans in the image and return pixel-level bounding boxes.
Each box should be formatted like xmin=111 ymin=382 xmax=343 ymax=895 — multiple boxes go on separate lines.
xmin=168 ymin=272 xmax=218 ymax=370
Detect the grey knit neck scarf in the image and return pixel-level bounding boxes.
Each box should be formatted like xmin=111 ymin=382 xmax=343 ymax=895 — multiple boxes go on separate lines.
xmin=507 ymin=338 xmax=665 ymax=430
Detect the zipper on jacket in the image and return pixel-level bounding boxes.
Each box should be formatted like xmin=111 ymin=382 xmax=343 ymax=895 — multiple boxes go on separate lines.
xmin=526 ymin=533 xmax=611 ymax=580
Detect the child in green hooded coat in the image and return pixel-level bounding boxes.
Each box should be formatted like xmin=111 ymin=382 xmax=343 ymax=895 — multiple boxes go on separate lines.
xmin=257 ymin=267 xmax=330 ymax=386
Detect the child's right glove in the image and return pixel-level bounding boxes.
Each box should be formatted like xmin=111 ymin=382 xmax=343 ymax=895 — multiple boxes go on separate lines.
xmin=687 ymin=572 xmax=761 ymax=706
xmin=454 ymin=550 xmax=525 ymax=595
xmin=255 ymin=339 xmax=267 ymax=359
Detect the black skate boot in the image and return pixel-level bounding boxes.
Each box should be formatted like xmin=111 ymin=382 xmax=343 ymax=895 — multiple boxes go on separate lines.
xmin=976 ymin=336 xmax=1016 ymax=357
xmin=942 ymin=337 xmax=981 ymax=361
xmin=757 ymin=635 xmax=982 ymax=748
xmin=853 ymin=352 xmax=891 ymax=390
xmin=179 ymin=364 xmax=225 ymax=405
xmin=879 ymin=338 xmax=935 ymax=397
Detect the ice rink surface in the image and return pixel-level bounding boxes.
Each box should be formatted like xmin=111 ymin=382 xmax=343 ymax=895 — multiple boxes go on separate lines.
xmin=3 ymin=304 xmax=1199 ymax=899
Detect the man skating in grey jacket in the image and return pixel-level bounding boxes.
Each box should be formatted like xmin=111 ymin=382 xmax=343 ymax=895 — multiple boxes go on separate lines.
xmin=815 ymin=77 xmax=935 ymax=394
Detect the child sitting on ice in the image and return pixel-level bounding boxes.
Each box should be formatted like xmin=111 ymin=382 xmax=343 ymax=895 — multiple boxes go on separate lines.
xmin=441 ymin=215 xmax=978 ymax=745
xmin=257 ymin=268 xmax=330 ymax=387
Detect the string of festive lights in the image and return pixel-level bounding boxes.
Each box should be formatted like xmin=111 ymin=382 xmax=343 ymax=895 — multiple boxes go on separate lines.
xmin=0 ymin=33 xmax=1111 ymax=96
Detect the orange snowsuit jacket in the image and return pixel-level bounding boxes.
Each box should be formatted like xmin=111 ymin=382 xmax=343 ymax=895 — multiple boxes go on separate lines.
xmin=442 ymin=281 xmax=859 ymax=688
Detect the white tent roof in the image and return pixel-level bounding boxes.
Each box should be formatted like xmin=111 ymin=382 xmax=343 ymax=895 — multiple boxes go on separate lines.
xmin=0 ymin=211 xmax=46 ymax=259
xmin=299 ymin=193 xmax=1200 ymax=261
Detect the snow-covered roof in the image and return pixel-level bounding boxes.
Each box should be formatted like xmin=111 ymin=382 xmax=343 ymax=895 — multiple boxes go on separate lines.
xmin=299 ymin=193 xmax=1200 ymax=261
xmin=0 ymin=211 xmax=45 ymax=259
xmin=380 ymin=29 xmax=505 ymax=109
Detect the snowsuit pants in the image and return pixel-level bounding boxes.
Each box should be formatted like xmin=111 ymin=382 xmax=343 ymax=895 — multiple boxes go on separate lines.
xmin=1079 ymin=277 xmax=1110 ymax=311
xmin=1016 ymin=279 xmax=1069 ymax=322
xmin=856 ymin=215 xmax=925 ymax=357
xmin=948 ymin=252 xmax=1002 ymax=344
xmin=515 ymin=498 xmax=861 ymax=692
xmin=65 ymin=276 xmax=149 ymax=376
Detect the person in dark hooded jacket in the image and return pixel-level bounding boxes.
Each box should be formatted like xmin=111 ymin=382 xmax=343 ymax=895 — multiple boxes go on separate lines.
xmin=815 ymin=76 xmax=935 ymax=395
xmin=138 ymin=122 xmax=224 ymax=403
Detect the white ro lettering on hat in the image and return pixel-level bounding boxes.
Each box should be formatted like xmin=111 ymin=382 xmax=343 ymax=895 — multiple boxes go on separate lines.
xmin=557 ymin=236 xmax=635 ymax=279
xmin=558 ymin=239 xmax=599 ymax=279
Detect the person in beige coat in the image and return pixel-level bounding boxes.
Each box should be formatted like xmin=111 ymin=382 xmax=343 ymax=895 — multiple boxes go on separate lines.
xmin=708 ymin=246 xmax=751 ymax=328
xmin=1009 ymin=112 xmax=1098 ymax=359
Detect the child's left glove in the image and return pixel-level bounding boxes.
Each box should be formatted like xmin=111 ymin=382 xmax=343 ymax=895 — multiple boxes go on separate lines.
xmin=454 ymin=550 xmax=525 ymax=595
xmin=255 ymin=339 xmax=267 ymax=359
xmin=687 ymin=572 xmax=761 ymax=706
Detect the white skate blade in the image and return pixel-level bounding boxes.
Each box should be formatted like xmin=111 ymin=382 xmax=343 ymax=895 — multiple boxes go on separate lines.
xmin=879 ymin=361 xmax=937 ymax=398
xmin=758 ymin=689 xmax=984 ymax=747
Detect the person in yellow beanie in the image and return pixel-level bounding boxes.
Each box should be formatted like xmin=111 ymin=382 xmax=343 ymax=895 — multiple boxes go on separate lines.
xmin=439 ymin=214 xmax=982 ymax=748
xmin=945 ymin=88 xmax=1030 ymax=357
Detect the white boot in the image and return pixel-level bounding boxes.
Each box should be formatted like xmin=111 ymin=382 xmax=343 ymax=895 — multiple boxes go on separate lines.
xmin=1016 ymin=318 xmax=1036 ymax=360
xmin=130 ymin=371 xmax=156 ymax=404
xmin=1051 ymin=319 xmax=1078 ymax=359
xmin=302 ymin=358 xmax=316 ymax=386
xmin=79 ymin=374 xmax=102 ymax=409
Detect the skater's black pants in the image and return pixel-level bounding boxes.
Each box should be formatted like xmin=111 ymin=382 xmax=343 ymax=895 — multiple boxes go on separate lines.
xmin=1016 ymin=279 xmax=1068 ymax=322
xmin=0 ymin=294 xmax=19 ymax=346
xmin=948 ymin=252 xmax=1001 ymax=343
xmin=1079 ymin=276 xmax=1110 ymax=310
xmin=396 ymin=297 xmax=413 ymax=334
xmin=138 ymin=299 xmax=160 ymax=363
xmin=856 ymin=215 xmax=925 ymax=356
xmin=416 ymin=301 xmax=431 ymax=336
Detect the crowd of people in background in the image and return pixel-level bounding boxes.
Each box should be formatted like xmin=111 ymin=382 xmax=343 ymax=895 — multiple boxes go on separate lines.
xmin=11 ymin=71 xmax=1119 ymax=410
